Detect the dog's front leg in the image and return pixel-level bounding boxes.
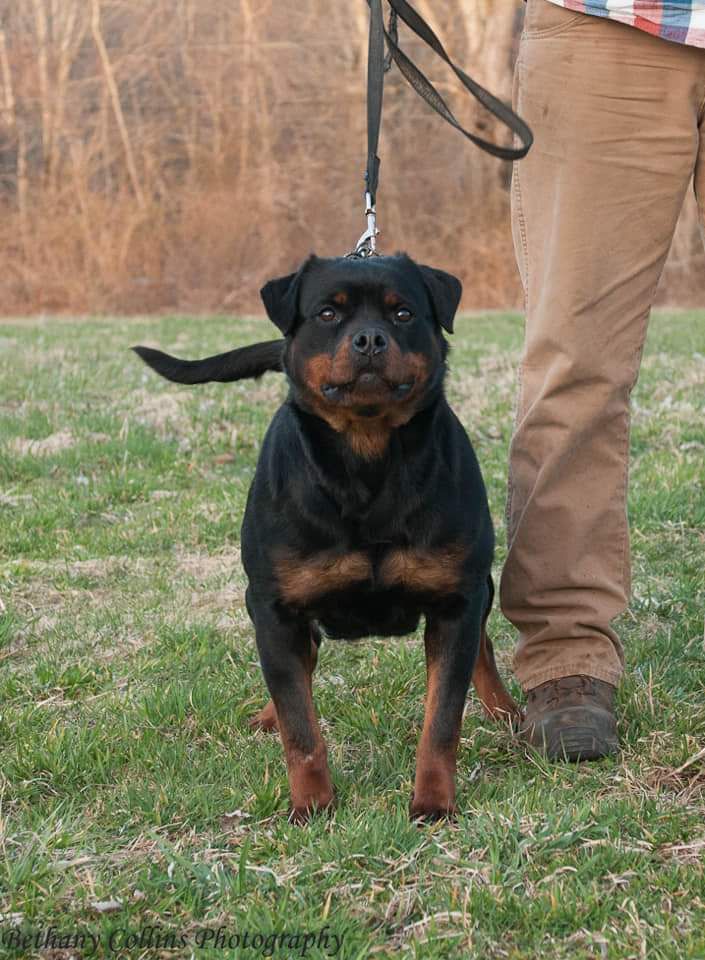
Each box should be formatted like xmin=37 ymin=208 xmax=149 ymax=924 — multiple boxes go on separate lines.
xmin=251 ymin=602 xmax=333 ymax=823
xmin=249 ymin=624 xmax=322 ymax=733
xmin=410 ymin=586 xmax=486 ymax=821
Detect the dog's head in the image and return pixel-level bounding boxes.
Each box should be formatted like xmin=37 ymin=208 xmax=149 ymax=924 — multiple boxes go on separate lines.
xmin=262 ymin=254 xmax=461 ymax=438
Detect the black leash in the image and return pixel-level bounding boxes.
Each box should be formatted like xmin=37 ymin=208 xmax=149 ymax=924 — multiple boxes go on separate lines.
xmin=350 ymin=0 xmax=533 ymax=258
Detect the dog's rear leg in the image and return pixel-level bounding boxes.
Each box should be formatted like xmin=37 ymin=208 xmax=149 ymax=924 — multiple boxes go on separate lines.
xmin=252 ymin=612 xmax=332 ymax=823
xmin=471 ymin=575 xmax=522 ymax=724
xmin=249 ymin=625 xmax=321 ymax=733
xmin=249 ymin=698 xmax=279 ymax=732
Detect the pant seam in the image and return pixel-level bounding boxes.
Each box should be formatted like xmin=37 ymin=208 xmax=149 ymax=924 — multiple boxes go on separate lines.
xmin=695 ymin=153 xmax=705 ymax=237
xmin=506 ymin=162 xmax=529 ymax=539
xmin=697 ymin=82 xmax=705 ymax=124
xmin=513 ymin=162 xmax=530 ymax=296
xmin=617 ymin=308 xmax=651 ymax=596
xmin=697 ymin=181 xmax=705 ymax=226
xmin=615 ymin=387 xmax=632 ymax=603
xmin=505 ymin=363 xmax=523 ymax=538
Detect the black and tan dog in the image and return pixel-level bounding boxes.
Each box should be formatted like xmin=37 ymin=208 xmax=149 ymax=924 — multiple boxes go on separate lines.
xmin=134 ymin=253 xmax=520 ymax=822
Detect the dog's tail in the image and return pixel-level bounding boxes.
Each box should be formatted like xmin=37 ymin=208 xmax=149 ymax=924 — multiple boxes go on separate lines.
xmin=132 ymin=339 xmax=285 ymax=385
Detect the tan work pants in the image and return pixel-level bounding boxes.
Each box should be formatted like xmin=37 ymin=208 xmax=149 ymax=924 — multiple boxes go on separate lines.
xmin=501 ymin=0 xmax=705 ymax=691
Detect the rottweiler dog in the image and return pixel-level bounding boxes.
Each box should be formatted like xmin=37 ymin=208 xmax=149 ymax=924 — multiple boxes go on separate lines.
xmin=134 ymin=253 xmax=520 ymax=822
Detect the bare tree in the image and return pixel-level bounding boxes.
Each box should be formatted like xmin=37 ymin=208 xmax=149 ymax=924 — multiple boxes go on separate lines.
xmin=0 ymin=0 xmax=701 ymax=314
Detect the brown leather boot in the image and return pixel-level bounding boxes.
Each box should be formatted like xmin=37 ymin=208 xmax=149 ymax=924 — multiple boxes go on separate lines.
xmin=519 ymin=675 xmax=619 ymax=761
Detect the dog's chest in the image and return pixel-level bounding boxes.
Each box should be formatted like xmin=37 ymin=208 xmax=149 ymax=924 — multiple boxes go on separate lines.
xmin=273 ymin=540 xmax=468 ymax=638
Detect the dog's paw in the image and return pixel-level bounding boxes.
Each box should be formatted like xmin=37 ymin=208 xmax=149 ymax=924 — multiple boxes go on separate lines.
xmin=288 ymin=792 xmax=335 ymax=825
xmin=480 ymin=697 xmax=525 ymax=729
xmin=248 ymin=700 xmax=279 ymax=732
xmin=409 ymin=793 xmax=457 ymax=823
xmin=410 ymin=760 xmax=457 ymax=822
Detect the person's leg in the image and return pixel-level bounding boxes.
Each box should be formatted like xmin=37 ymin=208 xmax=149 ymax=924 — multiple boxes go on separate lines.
xmin=502 ymin=0 xmax=705 ymax=748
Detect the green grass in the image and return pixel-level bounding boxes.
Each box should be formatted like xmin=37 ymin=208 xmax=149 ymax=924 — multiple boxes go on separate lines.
xmin=0 ymin=311 xmax=704 ymax=959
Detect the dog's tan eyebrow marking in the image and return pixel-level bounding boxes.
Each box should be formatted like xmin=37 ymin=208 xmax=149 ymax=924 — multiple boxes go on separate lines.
xmin=332 ymin=292 xmax=348 ymax=306
xmin=384 ymin=291 xmax=403 ymax=307
xmin=274 ymin=550 xmax=372 ymax=605
xmin=379 ymin=545 xmax=466 ymax=594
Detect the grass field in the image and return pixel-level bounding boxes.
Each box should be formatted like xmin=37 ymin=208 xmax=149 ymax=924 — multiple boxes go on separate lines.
xmin=1 ymin=311 xmax=704 ymax=960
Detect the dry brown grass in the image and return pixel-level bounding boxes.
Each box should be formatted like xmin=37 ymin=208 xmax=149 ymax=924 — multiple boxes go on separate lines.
xmin=0 ymin=0 xmax=702 ymax=315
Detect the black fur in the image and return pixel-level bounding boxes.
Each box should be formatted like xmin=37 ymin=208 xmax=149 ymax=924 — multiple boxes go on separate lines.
xmin=132 ymin=340 xmax=284 ymax=384
xmin=134 ymin=253 xmax=498 ymax=820
xmin=240 ymin=254 xmax=492 ymax=634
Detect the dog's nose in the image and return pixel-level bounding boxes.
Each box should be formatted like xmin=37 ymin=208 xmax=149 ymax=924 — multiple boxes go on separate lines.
xmin=352 ymin=328 xmax=388 ymax=356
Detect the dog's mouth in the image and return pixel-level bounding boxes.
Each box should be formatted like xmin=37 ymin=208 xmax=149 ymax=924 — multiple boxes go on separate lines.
xmin=321 ymin=371 xmax=414 ymax=402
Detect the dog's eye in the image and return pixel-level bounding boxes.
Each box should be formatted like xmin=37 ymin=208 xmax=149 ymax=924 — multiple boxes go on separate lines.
xmin=395 ymin=307 xmax=412 ymax=322
xmin=318 ymin=307 xmax=337 ymax=322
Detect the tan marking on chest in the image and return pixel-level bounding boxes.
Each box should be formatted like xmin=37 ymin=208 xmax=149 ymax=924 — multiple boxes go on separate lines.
xmin=275 ymin=550 xmax=372 ymax=605
xmin=379 ymin=545 xmax=466 ymax=594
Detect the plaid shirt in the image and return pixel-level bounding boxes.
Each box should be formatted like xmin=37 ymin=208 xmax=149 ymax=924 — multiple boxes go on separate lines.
xmin=544 ymin=1 xmax=705 ymax=47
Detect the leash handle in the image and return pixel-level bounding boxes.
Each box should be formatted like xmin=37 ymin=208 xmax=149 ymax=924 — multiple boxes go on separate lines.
xmin=383 ymin=0 xmax=533 ymax=164
xmin=352 ymin=0 xmax=533 ymax=258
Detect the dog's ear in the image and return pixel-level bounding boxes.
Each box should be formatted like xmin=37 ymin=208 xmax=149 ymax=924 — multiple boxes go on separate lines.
xmin=417 ymin=264 xmax=462 ymax=334
xmin=260 ymin=256 xmax=315 ymax=335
